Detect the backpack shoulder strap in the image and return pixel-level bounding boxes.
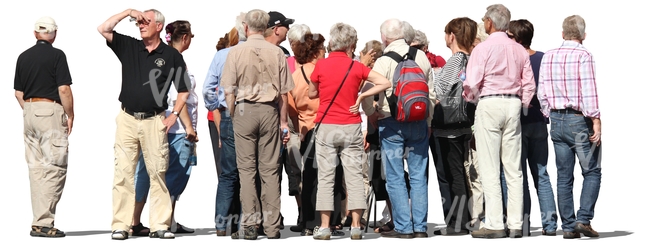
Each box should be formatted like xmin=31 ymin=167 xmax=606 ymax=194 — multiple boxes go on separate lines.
xmin=407 ymin=46 xmax=418 ymax=60
xmin=382 ymin=51 xmax=403 ymax=63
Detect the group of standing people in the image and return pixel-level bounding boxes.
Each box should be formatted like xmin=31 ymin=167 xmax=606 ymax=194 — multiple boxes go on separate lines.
xmin=14 ymin=3 xmax=602 ymax=242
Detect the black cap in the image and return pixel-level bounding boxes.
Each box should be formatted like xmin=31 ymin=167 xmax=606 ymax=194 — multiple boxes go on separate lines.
xmin=267 ymin=11 xmax=294 ymax=28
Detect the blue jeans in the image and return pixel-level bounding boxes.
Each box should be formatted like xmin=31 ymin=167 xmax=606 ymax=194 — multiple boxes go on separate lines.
xmin=135 ymin=133 xmax=194 ymax=202
xmin=550 ymin=112 xmax=601 ymax=232
xmin=214 ymin=111 xmax=240 ymax=231
xmin=378 ymin=117 xmax=429 ymax=234
xmin=501 ymin=122 xmax=558 ymax=233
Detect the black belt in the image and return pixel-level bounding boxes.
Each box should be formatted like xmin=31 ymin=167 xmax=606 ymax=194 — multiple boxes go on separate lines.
xmin=551 ymin=108 xmax=582 ymax=115
xmin=238 ymin=100 xmax=276 ymax=106
xmin=122 ymin=106 xmax=164 ymax=120
xmin=480 ymin=94 xmax=520 ymax=99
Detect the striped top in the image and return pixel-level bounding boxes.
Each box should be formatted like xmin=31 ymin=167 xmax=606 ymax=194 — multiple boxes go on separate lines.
xmin=538 ymin=40 xmax=600 ymax=118
xmin=434 ymin=52 xmax=468 ymax=97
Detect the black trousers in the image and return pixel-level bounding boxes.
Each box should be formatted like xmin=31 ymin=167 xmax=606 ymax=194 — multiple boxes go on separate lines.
xmin=430 ymin=130 xmax=452 ymax=218
xmin=437 ymin=134 xmax=471 ymax=229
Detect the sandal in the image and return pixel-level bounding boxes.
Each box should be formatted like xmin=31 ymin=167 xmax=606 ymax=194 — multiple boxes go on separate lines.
xmin=150 ymin=229 xmax=175 ymax=239
xmin=130 ymin=222 xmax=150 ymax=236
xmin=31 ymin=226 xmax=65 ymax=238
xmin=111 ymin=230 xmax=128 ymax=240
xmin=374 ymin=221 xmax=394 ymax=233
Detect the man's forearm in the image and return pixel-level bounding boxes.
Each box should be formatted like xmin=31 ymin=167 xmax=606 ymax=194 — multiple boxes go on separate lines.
xmin=59 ymin=86 xmax=74 ymax=119
xmin=226 ymin=93 xmax=235 ymax=116
xmin=172 ymin=92 xmax=189 ymax=114
xmin=98 ymin=9 xmax=132 ymax=34
xmin=279 ymin=94 xmax=288 ymax=126
xmin=15 ymin=91 xmax=25 ymax=109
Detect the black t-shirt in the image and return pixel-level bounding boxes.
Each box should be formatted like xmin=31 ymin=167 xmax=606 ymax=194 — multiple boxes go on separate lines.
xmin=107 ymin=31 xmax=189 ymax=112
xmin=14 ymin=40 xmax=72 ymax=102
xmin=280 ymin=45 xmax=291 ymax=57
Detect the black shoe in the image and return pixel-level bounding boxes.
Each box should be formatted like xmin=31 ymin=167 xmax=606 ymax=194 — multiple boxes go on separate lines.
xmin=434 ymin=227 xmax=469 ymax=236
xmin=232 ymin=226 xmax=258 ymax=240
xmin=172 ymin=223 xmax=194 ymax=234
xmin=280 ymin=215 xmax=284 ymax=230
xmin=542 ymin=230 xmax=557 ymax=236
xmin=414 ymin=232 xmax=428 ymax=238
xmin=290 ymin=225 xmax=303 ymax=232
xmin=380 ymin=230 xmax=414 ymax=239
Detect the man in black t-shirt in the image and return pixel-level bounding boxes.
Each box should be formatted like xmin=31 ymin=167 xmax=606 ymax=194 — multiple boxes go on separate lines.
xmin=14 ymin=16 xmax=73 ymax=238
xmin=98 ymin=8 xmax=190 ymax=240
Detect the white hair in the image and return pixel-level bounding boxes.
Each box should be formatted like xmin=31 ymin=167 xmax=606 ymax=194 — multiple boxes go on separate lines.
xmin=287 ymin=24 xmax=311 ymax=43
xmin=235 ymin=12 xmax=247 ymax=41
xmin=412 ymin=30 xmax=429 ymax=46
xmin=380 ymin=19 xmax=404 ymax=42
xmin=329 ymin=23 xmax=357 ymax=52
xmin=484 ymin=4 xmax=510 ymax=31
xmin=245 ymin=9 xmax=269 ymax=33
xmin=144 ymin=9 xmax=165 ymax=25
xmin=402 ymin=21 xmax=415 ymax=44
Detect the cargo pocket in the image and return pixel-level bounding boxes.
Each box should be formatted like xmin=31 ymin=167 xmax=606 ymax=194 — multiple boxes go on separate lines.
xmin=51 ymin=139 xmax=69 ymax=167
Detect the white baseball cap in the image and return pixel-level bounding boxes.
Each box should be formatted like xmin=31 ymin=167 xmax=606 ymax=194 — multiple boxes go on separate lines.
xmin=34 ymin=16 xmax=57 ymax=33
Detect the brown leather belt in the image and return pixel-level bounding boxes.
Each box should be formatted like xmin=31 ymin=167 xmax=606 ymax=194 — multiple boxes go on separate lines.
xmin=26 ymin=97 xmax=61 ymax=104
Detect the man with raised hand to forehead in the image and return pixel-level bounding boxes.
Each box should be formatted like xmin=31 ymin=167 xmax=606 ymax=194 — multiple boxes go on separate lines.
xmin=97 ymin=8 xmax=190 ymax=240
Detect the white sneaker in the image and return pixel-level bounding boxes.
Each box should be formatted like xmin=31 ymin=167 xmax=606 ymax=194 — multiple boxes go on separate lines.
xmin=313 ymin=226 xmax=331 ymax=240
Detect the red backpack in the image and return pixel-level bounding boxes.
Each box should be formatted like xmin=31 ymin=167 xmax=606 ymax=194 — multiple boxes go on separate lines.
xmin=382 ymin=46 xmax=430 ymax=122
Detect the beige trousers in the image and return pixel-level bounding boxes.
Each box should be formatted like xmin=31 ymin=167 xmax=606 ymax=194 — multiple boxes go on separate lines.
xmin=233 ymin=102 xmax=282 ymax=236
xmin=112 ymin=109 xmax=173 ymax=232
xmin=23 ymin=102 xmax=68 ymax=227
xmin=474 ymin=98 xmax=523 ymax=230
xmin=464 ymin=136 xmax=484 ymax=228
xmin=315 ymin=124 xmax=366 ymax=212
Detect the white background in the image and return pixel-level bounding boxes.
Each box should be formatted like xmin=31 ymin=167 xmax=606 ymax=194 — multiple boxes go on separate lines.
xmin=1 ymin=0 xmax=645 ymax=246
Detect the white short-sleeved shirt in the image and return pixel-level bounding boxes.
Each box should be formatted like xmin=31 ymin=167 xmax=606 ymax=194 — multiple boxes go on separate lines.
xmin=167 ymin=69 xmax=198 ymax=134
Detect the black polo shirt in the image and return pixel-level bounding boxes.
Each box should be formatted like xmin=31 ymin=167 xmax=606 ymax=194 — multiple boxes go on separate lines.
xmin=14 ymin=40 xmax=72 ymax=102
xmin=107 ymin=31 xmax=189 ymax=113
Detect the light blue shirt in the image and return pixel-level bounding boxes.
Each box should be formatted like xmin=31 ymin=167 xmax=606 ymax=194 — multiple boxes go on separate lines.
xmin=202 ymin=41 xmax=244 ymax=111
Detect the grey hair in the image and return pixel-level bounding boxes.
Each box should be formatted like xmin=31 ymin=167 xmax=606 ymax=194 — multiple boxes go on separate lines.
xmin=402 ymin=21 xmax=415 ymax=44
xmin=235 ymin=12 xmax=247 ymax=41
xmin=476 ymin=22 xmax=489 ymax=42
xmin=484 ymin=4 xmax=510 ymax=31
xmin=329 ymin=23 xmax=358 ymax=52
xmin=380 ymin=18 xmax=404 ymax=42
xmin=143 ymin=9 xmax=165 ymax=25
xmin=244 ymin=9 xmax=269 ymax=33
xmin=562 ymin=15 xmax=586 ymax=40
xmin=412 ymin=30 xmax=428 ymax=46
xmin=287 ymin=24 xmax=311 ymax=43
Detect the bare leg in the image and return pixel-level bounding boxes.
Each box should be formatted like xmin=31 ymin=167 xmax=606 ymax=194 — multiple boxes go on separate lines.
xmin=320 ymin=211 xmax=331 ymax=229
xmin=351 ymin=209 xmax=363 ymax=228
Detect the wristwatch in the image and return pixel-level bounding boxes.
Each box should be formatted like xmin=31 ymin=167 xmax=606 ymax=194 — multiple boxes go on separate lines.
xmin=172 ymin=111 xmax=179 ymax=117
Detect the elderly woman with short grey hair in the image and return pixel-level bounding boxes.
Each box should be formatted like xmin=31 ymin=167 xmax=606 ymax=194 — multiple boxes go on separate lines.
xmin=308 ymin=22 xmax=390 ymax=240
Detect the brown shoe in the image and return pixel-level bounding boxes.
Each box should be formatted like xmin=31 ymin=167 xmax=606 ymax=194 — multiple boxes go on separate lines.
xmin=471 ymin=228 xmax=506 ymax=238
xmin=413 ymin=232 xmax=428 ymax=238
xmin=563 ymin=231 xmax=581 ymax=239
xmin=216 ymin=230 xmax=227 ymax=236
xmin=575 ymin=223 xmax=599 ymax=238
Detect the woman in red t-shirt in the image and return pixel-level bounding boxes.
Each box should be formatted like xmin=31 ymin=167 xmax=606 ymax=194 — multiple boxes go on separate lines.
xmin=307 ymin=22 xmax=390 ymax=240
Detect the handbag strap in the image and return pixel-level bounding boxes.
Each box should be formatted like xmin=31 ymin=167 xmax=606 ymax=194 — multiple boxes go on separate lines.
xmin=301 ymin=60 xmax=355 ymax=164
xmin=313 ymin=60 xmax=355 ymax=132
xmin=300 ymin=65 xmax=310 ymax=84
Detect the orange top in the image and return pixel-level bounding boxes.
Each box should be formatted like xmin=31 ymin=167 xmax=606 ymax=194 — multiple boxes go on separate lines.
xmin=291 ymin=63 xmax=320 ymax=138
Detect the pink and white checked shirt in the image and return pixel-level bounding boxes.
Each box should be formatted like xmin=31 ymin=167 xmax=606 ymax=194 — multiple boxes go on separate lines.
xmin=462 ymin=32 xmax=536 ymax=107
xmin=537 ymin=40 xmax=600 ymax=119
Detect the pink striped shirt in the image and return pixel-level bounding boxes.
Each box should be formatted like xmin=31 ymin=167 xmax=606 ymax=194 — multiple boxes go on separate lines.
xmin=537 ymin=41 xmax=599 ymax=119
xmin=463 ymin=32 xmax=536 ymax=107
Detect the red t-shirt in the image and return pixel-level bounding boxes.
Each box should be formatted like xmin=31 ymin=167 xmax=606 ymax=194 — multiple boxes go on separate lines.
xmin=310 ymin=52 xmax=370 ymax=125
